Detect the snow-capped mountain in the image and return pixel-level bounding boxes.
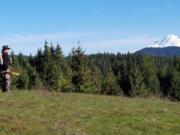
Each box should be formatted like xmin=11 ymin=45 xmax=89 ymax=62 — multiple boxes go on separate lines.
xmin=151 ymin=35 xmax=180 ymax=48
xmin=136 ymin=35 xmax=180 ymax=57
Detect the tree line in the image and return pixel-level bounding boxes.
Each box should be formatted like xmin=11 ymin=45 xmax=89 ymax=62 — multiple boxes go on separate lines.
xmin=8 ymin=41 xmax=180 ymax=101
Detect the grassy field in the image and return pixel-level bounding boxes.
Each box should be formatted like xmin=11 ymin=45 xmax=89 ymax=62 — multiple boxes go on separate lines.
xmin=0 ymin=91 xmax=179 ymax=135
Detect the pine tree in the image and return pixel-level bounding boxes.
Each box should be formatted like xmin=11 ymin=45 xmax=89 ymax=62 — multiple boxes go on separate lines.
xmin=41 ymin=42 xmax=61 ymax=91
xmin=55 ymin=44 xmax=72 ymax=92
xmin=16 ymin=69 xmax=30 ymax=90
xmin=170 ymin=70 xmax=180 ymax=100
xmin=142 ymin=56 xmax=160 ymax=95
xmin=88 ymin=66 xmax=102 ymax=94
xmin=101 ymin=69 xmax=121 ymax=95
xmin=69 ymin=46 xmax=88 ymax=92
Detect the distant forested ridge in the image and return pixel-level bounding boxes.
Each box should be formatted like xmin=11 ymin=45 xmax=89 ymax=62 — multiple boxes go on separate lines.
xmin=8 ymin=41 xmax=180 ymax=101
xmin=136 ymin=46 xmax=180 ymax=57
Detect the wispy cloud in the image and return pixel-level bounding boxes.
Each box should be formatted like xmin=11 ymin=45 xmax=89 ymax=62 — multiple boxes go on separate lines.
xmin=0 ymin=32 xmax=157 ymax=55
xmin=83 ymin=35 xmax=156 ymax=53
xmin=0 ymin=33 xmax=78 ymax=44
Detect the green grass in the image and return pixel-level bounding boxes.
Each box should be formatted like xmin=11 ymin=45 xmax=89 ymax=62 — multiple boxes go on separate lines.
xmin=0 ymin=90 xmax=179 ymax=135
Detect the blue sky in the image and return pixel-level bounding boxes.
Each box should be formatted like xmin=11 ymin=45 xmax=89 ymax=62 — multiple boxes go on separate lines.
xmin=0 ymin=0 xmax=180 ymax=55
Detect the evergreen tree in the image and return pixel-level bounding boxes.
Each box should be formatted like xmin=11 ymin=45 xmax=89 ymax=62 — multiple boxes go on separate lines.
xmin=88 ymin=66 xmax=102 ymax=94
xmin=16 ymin=69 xmax=29 ymax=90
xmin=142 ymin=56 xmax=160 ymax=95
xmin=69 ymin=46 xmax=88 ymax=92
xmin=101 ymin=69 xmax=121 ymax=95
xmin=43 ymin=43 xmax=61 ymax=91
xmin=170 ymin=70 xmax=180 ymax=100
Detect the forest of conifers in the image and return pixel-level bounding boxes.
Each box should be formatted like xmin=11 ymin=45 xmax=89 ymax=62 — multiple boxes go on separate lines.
xmin=8 ymin=41 xmax=180 ymax=101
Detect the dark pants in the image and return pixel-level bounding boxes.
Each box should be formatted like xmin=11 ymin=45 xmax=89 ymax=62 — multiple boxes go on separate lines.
xmin=2 ymin=73 xmax=11 ymax=92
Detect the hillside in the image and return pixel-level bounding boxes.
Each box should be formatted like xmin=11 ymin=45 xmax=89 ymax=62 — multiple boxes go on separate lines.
xmin=0 ymin=91 xmax=179 ymax=135
xmin=135 ymin=46 xmax=180 ymax=57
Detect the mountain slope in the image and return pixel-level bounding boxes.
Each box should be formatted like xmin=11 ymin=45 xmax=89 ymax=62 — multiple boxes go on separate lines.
xmin=136 ymin=46 xmax=180 ymax=56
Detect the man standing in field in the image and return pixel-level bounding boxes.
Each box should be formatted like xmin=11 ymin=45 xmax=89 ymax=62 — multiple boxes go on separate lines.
xmin=1 ymin=45 xmax=12 ymax=92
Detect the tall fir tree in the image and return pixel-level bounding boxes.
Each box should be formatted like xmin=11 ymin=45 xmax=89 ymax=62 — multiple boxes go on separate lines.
xmin=70 ymin=46 xmax=88 ymax=92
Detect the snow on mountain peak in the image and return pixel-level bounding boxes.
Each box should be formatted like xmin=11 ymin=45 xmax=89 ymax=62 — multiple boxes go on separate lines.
xmin=151 ymin=34 xmax=180 ymax=48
